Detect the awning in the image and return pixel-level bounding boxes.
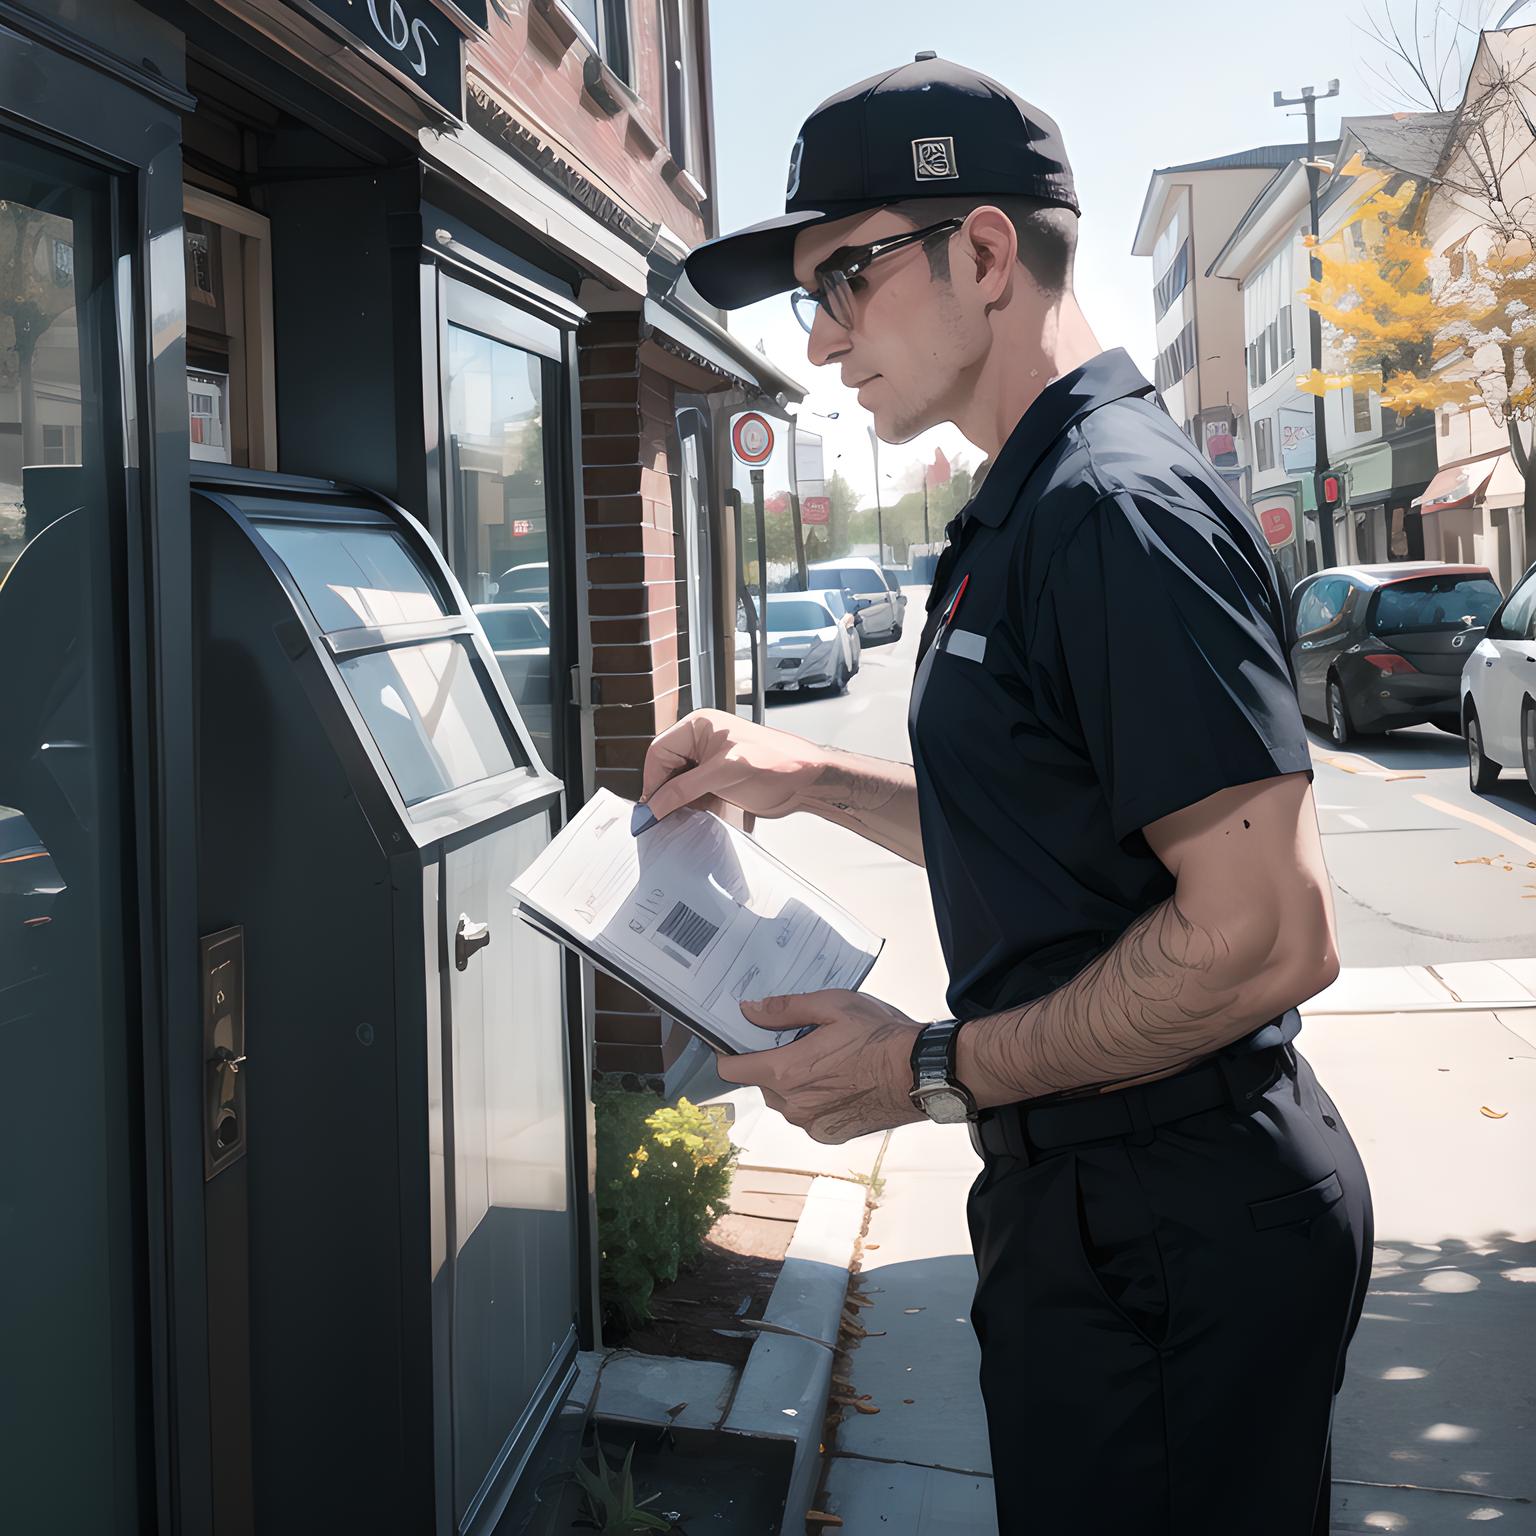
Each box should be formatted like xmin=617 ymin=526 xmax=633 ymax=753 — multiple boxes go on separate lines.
xmin=1412 ymin=453 xmax=1500 ymax=514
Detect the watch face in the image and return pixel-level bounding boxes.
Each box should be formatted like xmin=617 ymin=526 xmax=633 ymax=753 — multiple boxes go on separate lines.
xmin=917 ymin=1086 xmax=971 ymax=1125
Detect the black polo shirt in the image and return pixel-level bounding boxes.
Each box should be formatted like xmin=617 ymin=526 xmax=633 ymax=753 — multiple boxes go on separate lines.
xmin=908 ymin=347 xmax=1313 ymax=1058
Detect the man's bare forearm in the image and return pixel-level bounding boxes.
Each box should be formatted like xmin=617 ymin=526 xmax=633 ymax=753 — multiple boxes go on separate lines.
xmin=793 ymin=747 xmax=925 ymax=866
xmin=955 ymin=892 xmax=1330 ymax=1108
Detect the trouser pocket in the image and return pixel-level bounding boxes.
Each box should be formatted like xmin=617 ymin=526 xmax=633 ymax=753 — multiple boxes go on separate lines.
xmin=1248 ymin=1169 xmax=1344 ymax=1231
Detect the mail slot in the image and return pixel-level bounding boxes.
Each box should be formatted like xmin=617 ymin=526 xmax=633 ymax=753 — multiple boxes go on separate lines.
xmin=192 ymin=465 xmax=586 ymax=1534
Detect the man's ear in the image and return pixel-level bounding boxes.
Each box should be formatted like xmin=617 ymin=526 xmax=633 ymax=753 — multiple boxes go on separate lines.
xmin=961 ymin=207 xmax=1018 ymax=301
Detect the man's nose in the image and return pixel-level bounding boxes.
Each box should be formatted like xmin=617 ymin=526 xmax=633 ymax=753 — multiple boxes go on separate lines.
xmin=805 ymin=303 xmax=850 ymax=368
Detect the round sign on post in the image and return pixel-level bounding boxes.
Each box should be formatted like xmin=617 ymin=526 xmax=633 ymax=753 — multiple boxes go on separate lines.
xmin=731 ymin=411 xmax=775 ymax=466
xmin=1255 ymin=499 xmax=1296 ymax=549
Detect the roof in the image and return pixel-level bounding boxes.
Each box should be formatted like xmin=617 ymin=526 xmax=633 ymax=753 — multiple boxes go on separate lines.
xmin=1340 ymin=112 xmax=1455 ymax=181
xmin=1313 ymin=561 xmax=1493 ymax=584
xmin=1133 ymin=142 xmax=1334 ymax=255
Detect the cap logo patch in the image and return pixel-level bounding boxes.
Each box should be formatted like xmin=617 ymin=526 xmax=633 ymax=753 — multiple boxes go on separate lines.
xmin=786 ymin=137 xmax=805 ymax=199
xmin=912 ymin=136 xmax=958 ymax=180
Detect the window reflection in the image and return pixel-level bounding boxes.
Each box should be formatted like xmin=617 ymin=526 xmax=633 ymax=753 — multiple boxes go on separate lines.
xmin=447 ymin=323 xmax=559 ymax=770
xmin=258 ymin=522 xmax=445 ymax=632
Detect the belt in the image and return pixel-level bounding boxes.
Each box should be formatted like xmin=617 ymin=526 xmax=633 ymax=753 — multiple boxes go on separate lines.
xmin=968 ymin=1044 xmax=1291 ymax=1163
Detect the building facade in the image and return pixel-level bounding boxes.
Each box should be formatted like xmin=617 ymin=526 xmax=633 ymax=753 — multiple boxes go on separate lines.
xmin=0 ymin=0 xmax=795 ymax=1529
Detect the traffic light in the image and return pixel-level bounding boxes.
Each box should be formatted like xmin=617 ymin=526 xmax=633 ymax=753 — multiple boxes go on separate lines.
xmin=1316 ymin=468 xmax=1344 ymax=512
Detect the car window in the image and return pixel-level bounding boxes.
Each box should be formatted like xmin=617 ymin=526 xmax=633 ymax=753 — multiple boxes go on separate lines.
xmin=1295 ymin=577 xmax=1348 ymax=636
xmin=810 ymin=566 xmax=886 ymax=596
xmin=1368 ymin=573 xmax=1502 ymax=635
xmin=767 ymin=599 xmax=832 ymax=632
xmin=477 ymin=608 xmax=540 ymax=647
xmin=1490 ymin=568 xmax=1536 ymax=641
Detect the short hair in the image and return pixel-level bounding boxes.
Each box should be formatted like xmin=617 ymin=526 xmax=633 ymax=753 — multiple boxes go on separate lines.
xmin=891 ymin=196 xmax=1077 ymax=295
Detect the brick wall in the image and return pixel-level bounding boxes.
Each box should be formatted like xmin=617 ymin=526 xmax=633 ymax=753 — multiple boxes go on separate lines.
xmin=579 ymin=311 xmax=686 ymax=1076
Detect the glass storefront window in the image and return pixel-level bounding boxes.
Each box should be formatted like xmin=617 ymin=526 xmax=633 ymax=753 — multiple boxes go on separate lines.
xmin=257 ymin=521 xmax=445 ymax=631
xmin=446 ymin=318 xmax=561 ymax=771
xmin=0 ymin=131 xmax=145 ymax=1533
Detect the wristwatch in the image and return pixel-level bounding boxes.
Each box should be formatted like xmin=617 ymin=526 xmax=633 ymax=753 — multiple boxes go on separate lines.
xmin=909 ymin=1019 xmax=978 ymax=1124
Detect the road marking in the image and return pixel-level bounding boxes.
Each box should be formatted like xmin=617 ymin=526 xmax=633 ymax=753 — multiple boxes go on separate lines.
xmin=1311 ymin=749 xmax=1391 ymax=776
xmin=1414 ymin=794 xmax=1536 ymax=857
xmin=1339 ymin=813 xmax=1368 ymax=829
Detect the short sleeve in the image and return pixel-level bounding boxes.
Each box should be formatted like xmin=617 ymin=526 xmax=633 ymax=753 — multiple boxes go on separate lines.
xmin=1032 ymin=489 xmax=1313 ymax=848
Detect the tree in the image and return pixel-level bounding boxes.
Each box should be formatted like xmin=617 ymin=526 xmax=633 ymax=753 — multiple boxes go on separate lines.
xmin=0 ymin=199 xmax=77 ymax=469
xmin=1297 ymin=29 xmax=1536 ymax=529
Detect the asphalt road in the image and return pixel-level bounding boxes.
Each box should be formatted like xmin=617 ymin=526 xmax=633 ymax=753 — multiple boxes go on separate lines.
xmin=749 ymin=585 xmax=1536 ymax=969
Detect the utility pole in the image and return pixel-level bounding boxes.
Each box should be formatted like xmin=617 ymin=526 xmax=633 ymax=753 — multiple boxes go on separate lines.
xmin=868 ymin=424 xmax=885 ymax=563
xmin=1275 ymin=78 xmax=1340 ymax=569
xmin=922 ymin=470 xmax=931 ymax=545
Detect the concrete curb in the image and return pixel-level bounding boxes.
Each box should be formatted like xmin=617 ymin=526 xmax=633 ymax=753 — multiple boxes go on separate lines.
xmin=1305 ymin=959 xmax=1536 ymax=1015
xmin=722 ymin=1174 xmax=870 ymax=1532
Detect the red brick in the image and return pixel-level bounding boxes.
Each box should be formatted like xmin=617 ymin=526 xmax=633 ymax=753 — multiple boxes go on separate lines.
xmin=579 ymin=376 xmax=641 ymax=405
xmin=581 ymin=406 xmax=643 ymax=437
xmin=594 ymin=735 xmax=652 ymax=769
xmin=583 ymin=466 xmax=643 ymax=499
xmin=583 ymin=523 xmax=678 ymax=556
xmin=578 ymin=345 xmax=640 ymax=379
xmin=594 ymin=764 xmax=645 ymax=798
xmin=585 ymin=582 xmax=676 ymax=618
xmin=589 ymin=608 xmax=678 ymax=646
xmin=588 ymin=553 xmax=676 ymax=585
xmin=583 ymin=435 xmax=642 ymax=467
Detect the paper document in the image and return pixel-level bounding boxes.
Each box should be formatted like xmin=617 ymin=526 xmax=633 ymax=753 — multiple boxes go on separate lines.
xmin=509 ymin=788 xmax=883 ymax=1054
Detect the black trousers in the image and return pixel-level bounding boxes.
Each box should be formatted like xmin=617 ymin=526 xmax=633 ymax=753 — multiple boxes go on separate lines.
xmin=966 ymin=1048 xmax=1373 ymax=1534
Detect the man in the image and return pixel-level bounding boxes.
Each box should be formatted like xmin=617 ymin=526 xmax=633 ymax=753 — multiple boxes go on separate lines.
xmin=645 ymin=54 xmax=1372 ymax=1534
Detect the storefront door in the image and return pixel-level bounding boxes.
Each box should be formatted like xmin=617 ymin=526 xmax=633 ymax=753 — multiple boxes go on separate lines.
xmin=442 ymin=279 xmax=571 ymax=779
xmin=0 ymin=127 xmax=148 ymax=1534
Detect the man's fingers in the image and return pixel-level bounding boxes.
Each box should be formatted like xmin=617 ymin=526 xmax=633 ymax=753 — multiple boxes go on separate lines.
xmin=640 ymin=716 xmax=709 ymax=805
xmin=645 ymin=759 xmax=729 ymax=823
xmin=739 ymin=991 xmax=846 ymax=1030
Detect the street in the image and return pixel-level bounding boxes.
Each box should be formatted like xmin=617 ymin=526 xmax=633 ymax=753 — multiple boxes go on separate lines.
xmin=751 ymin=585 xmax=1536 ymax=971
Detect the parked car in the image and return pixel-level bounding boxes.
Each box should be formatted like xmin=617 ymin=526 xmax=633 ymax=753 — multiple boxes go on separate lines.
xmin=817 ymin=586 xmax=862 ymax=674
xmin=765 ymin=591 xmax=855 ymax=693
xmin=1288 ymin=562 xmax=1503 ymax=747
xmin=473 ymin=600 xmax=553 ymax=744
xmin=881 ymin=566 xmax=909 ymax=630
xmin=494 ymin=560 xmax=550 ymax=616
xmin=806 ymin=558 xmax=901 ymax=641
xmin=1461 ymin=558 xmax=1536 ymax=794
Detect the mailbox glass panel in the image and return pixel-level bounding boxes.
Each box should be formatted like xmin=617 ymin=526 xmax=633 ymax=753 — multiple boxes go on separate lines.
xmin=339 ymin=638 xmax=522 ymax=804
xmin=257 ymin=520 xmax=445 ymax=631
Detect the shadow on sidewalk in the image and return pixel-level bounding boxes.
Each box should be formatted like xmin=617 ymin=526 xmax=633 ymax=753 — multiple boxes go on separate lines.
xmin=1331 ymin=1232 xmax=1536 ymax=1532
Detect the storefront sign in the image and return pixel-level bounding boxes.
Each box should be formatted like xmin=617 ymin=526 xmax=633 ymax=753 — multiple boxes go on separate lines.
xmin=802 ymin=495 xmax=831 ymax=525
xmin=293 ymin=0 xmax=466 ymax=118
xmin=1253 ymin=492 xmax=1298 ymax=549
xmin=1199 ymin=409 xmax=1237 ymax=468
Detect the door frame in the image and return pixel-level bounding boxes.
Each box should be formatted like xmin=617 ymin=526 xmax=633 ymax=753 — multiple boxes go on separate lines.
xmin=0 ymin=7 xmax=208 ymax=1530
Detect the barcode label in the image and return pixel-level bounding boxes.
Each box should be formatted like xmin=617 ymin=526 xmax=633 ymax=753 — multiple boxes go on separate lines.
xmin=656 ymin=901 xmax=718 ymax=959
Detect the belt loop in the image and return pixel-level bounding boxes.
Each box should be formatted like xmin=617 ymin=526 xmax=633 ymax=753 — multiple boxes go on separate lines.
xmin=1124 ymin=1087 xmax=1155 ymax=1147
xmin=1215 ymin=1052 xmax=1246 ymax=1109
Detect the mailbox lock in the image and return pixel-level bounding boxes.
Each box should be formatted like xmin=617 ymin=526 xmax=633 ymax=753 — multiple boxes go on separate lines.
xmin=456 ymin=915 xmax=491 ymax=970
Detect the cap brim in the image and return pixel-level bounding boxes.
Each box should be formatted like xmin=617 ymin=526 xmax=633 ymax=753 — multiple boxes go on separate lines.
xmin=684 ymin=206 xmax=866 ymax=309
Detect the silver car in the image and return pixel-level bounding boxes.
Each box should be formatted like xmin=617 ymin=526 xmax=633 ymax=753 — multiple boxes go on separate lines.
xmin=765 ymin=592 xmax=855 ymax=693
xmin=806 ymin=558 xmax=901 ymax=641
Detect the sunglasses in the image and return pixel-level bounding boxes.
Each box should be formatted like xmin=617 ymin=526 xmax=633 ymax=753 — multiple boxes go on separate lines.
xmin=790 ymin=218 xmax=964 ymax=334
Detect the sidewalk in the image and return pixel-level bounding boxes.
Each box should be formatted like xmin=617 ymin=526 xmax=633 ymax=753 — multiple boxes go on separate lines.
xmin=692 ymin=959 xmax=1536 ymax=1534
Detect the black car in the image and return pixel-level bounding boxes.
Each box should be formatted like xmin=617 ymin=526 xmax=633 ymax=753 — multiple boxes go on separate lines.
xmin=1289 ymin=563 xmax=1504 ymax=746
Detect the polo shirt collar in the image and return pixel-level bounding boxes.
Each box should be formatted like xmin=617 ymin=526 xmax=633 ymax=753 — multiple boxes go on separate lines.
xmin=965 ymin=348 xmax=1158 ymax=527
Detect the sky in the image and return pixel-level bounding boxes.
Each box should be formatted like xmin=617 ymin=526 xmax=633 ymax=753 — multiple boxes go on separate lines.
xmin=704 ymin=0 xmax=1500 ymax=506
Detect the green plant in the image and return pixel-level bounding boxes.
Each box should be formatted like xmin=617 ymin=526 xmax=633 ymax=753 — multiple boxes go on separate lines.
xmin=572 ymin=1436 xmax=674 ymax=1533
xmin=594 ymin=1089 xmax=736 ymax=1329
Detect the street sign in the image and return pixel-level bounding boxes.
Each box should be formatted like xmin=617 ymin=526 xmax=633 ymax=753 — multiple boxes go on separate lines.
xmin=1254 ymin=493 xmax=1298 ymax=549
xmin=802 ymin=495 xmax=831 ymax=525
xmin=289 ymin=0 xmax=466 ymax=118
xmin=731 ymin=412 xmax=775 ymax=466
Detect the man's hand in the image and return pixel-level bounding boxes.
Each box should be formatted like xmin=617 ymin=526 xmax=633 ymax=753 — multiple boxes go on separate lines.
xmin=717 ymin=991 xmax=927 ymax=1143
xmin=641 ymin=709 xmax=827 ymax=823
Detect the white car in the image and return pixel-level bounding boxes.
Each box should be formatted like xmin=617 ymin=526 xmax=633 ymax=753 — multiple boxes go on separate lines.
xmin=1461 ymin=558 xmax=1536 ymax=794
xmin=806 ymin=558 xmax=901 ymax=641
xmin=764 ymin=591 xmax=856 ymax=693
xmin=473 ymin=601 xmax=552 ymax=744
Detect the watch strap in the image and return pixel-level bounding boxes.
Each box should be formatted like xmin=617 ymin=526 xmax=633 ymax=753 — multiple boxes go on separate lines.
xmin=911 ymin=1018 xmax=964 ymax=1086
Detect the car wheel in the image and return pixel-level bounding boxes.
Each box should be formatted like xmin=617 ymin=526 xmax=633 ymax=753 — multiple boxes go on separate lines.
xmin=1523 ymin=700 xmax=1536 ymax=796
xmin=832 ymin=659 xmax=849 ymax=695
xmin=1327 ymin=677 xmax=1353 ymax=748
xmin=891 ymin=624 xmax=903 ymax=642
xmin=1466 ymin=705 xmax=1503 ymax=793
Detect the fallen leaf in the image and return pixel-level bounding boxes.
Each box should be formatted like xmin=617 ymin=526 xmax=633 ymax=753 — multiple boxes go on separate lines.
xmin=1481 ymin=1106 xmax=1509 ymax=1119
xmin=865 ymin=1243 xmax=881 ymax=1250
xmin=1438 ymin=1068 xmax=1450 ymax=1072
xmin=903 ymin=1307 xmax=925 ymax=1314
xmin=806 ymin=1514 xmax=844 ymax=1528
xmin=852 ymin=1401 xmax=881 ymax=1415
xmin=865 ymin=1330 xmax=886 ymax=1337
xmin=903 ymin=1398 xmax=915 ymax=1405
xmin=734 ymin=1295 xmax=751 ymax=1318
xmin=666 ymin=1402 xmax=688 ymax=1420
xmin=1384 ymin=773 xmax=1425 ymax=781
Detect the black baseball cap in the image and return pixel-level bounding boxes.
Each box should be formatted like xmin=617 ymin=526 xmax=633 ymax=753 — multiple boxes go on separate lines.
xmin=685 ymin=53 xmax=1079 ymax=310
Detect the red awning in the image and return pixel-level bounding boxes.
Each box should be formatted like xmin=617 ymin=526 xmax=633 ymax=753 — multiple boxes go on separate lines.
xmin=1412 ymin=457 xmax=1500 ymax=514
